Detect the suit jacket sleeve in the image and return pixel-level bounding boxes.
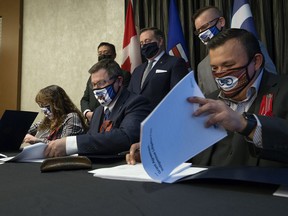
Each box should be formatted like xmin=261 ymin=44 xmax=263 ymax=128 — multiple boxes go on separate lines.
xmin=170 ymin=57 xmax=189 ymax=89
xmin=76 ymin=90 xmax=151 ymax=155
xmin=250 ymin=73 xmax=288 ymax=164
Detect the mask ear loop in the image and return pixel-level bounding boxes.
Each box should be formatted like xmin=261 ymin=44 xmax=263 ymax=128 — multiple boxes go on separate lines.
xmin=245 ymin=56 xmax=256 ymax=82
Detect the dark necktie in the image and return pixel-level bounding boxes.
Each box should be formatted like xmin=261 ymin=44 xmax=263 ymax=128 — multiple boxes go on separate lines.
xmin=141 ymin=60 xmax=154 ymax=88
xmin=104 ymin=108 xmax=110 ymax=121
xmin=99 ymin=108 xmax=112 ymax=133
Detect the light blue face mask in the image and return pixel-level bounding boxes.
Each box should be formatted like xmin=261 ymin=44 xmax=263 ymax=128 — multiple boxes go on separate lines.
xmin=198 ymin=25 xmax=221 ymax=45
xmin=93 ymin=81 xmax=117 ymax=106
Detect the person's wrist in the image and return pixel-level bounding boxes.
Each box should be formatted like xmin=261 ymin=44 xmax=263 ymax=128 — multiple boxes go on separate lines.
xmin=84 ymin=110 xmax=91 ymax=118
xmin=238 ymin=112 xmax=257 ymax=136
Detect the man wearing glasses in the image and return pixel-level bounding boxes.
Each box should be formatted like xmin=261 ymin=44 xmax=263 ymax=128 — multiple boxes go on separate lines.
xmin=81 ymin=42 xmax=131 ymax=123
xmin=45 ymin=59 xmax=151 ymax=157
xmin=193 ymin=6 xmax=276 ymax=96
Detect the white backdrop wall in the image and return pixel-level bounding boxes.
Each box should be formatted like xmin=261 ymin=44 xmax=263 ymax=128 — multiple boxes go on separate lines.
xmin=21 ymin=0 xmax=124 ymax=119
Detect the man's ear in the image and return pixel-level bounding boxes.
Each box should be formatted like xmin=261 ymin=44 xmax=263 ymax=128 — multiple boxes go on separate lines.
xmin=158 ymin=37 xmax=164 ymax=47
xmin=254 ymin=53 xmax=264 ymax=71
xmin=118 ymin=76 xmax=124 ymax=87
xmin=219 ymin=16 xmax=226 ymax=28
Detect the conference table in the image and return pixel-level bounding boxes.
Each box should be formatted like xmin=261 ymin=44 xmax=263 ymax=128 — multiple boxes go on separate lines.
xmin=0 ymin=157 xmax=288 ymax=216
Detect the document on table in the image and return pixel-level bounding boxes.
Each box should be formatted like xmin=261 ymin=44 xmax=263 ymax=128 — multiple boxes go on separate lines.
xmin=89 ymin=163 xmax=207 ymax=183
xmin=90 ymin=71 xmax=227 ymax=183
xmin=140 ymin=71 xmax=227 ymax=182
xmin=0 ymin=142 xmax=47 ymax=163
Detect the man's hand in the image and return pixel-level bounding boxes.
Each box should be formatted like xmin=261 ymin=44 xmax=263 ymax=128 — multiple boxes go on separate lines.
xmin=126 ymin=143 xmax=141 ymax=165
xmin=44 ymin=138 xmax=67 ymax=158
xmin=187 ymin=96 xmax=247 ymax=132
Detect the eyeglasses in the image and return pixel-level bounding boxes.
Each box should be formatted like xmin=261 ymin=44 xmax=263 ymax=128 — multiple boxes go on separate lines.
xmin=194 ymin=17 xmax=220 ymax=35
xmin=91 ymin=76 xmax=117 ymax=89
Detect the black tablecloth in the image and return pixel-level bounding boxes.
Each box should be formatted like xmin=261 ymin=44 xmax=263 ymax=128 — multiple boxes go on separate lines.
xmin=0 ymin=160 xmax=287 ymax=216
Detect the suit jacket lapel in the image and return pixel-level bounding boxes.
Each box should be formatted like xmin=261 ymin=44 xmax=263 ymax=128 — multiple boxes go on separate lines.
xmin=109 ymin=89 xmax=129 ymax=121
xmin=248 ymin=71 xmax=279 ymax=114
xmin=141 ymin=54 xmax=168 ymax=92
xmin=90 ymin=106 xmax=104 ymax=132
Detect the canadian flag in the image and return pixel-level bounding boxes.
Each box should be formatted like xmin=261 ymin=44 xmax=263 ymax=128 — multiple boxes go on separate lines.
xmin=121 ymin=0 xmax=142 ymax=73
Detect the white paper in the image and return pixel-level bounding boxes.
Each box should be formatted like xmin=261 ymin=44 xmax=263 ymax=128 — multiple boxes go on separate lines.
xmin=0 ymin=142 xmax=47 ymax=163
xmin=90 ymin=163 xmax=207 ymax=183
xmin=273 ymin=185 xmax=288 ymax=198
xmin=140 ymin=72 xmax=227 ymax=182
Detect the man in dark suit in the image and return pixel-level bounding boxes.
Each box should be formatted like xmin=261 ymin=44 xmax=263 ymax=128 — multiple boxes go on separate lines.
xmin=128 ymin=27 xmax=189 ymax=110
xmin=45 ymin=59 xmax=151 ymax=157
xmin=81 ymin=42 xmax=131 ymax=122
xmin=127 ymin=29 xmax=288 ymax=166
xmin=188 ymin=28 xmax=288 ymax=166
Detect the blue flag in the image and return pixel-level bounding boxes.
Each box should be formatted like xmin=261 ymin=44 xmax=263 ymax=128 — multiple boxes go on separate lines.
xmin=231 ymin=0 xmax=258 ymax=38
xmin=167 ymin=0 xmax=190 ymax=69
xmin=231 ymin=0 xmax=277 ymax=74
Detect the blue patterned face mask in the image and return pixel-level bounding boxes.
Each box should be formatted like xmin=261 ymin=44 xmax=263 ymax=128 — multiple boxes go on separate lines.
xmin=198 ymin=25 xmax=221 ymax=45
xmin=93 ymin=80 xmax=117 ymax=106
xmin=40 ymin=106 xmax=53 ymax=119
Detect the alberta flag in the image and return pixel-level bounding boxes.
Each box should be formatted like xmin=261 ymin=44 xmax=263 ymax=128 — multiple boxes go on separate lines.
xmin=121 ymin=0 xmax=142 ymax=73
xmin=231 ymin=0 xmax=258 ymax=38
xmin=231 ymin=0 xmax=277 ymax=74
xmin=167 ymin=0 xmax=190 ymax=69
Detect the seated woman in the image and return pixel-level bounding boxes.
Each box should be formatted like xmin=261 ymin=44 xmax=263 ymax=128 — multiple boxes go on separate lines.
xmin=24 ymin=85 xmax=87 ymax=144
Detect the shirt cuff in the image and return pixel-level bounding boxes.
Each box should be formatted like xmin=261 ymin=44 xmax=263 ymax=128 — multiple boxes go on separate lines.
xmin=66 ymin=136 xmax=78 ymax=155
xmin=83 ymin=109 xmax=91 ymax=118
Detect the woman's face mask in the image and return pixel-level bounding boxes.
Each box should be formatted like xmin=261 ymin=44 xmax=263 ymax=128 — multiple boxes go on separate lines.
xmin=40 ymin=106 xmax=53 ymax=119
xmin=93 ymin=80 xmax=118 ymax=106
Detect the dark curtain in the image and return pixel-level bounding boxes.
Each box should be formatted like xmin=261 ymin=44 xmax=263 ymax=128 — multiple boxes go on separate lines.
xmin=125 ymin=0 xmax=288 ymax=75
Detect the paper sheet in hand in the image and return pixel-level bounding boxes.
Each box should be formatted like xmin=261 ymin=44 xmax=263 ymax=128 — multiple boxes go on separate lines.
xmin=0 ymin=142 xmax=47 ymax=163
xmin=140 ymin=72 xmax=227 ymax=182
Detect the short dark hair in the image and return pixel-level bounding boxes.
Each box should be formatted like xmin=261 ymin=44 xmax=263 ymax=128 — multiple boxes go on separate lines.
xmin=88 ymin=59 xmax=123 ymax=78
xmin=97 ymin=42 xmax=116 ymax=55
xmin=140 ymin=27 xmax=165 ymax=42
xmin=207 ymin=28 xmax=263 ymax=64
xmin=192 ymin=6 xmax=223 ymax=24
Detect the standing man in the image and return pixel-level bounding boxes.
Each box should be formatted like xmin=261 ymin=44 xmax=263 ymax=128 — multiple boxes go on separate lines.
xmin=81 ymin=42 xmax=131 ymax=122
xmin=126 ymin=29 xmax=288 ymax=166
xmin=193 ymin=6 xmax=277 ymax=96
xmin=45 ymin=59 xmax=151 ymax=157
xmin=128 ymin=27 xmax=189 ymax=110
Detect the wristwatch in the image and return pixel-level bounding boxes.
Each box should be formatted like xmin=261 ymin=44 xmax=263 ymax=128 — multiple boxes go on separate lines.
xmin=239 ymin=112 xmax=257 ymax=136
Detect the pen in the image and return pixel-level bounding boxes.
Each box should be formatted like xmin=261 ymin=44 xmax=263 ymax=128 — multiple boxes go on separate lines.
xmin=117 ymin=149 xmax=140 ymax=156
xmin=117 ymin=151 xmax=130 ymax=156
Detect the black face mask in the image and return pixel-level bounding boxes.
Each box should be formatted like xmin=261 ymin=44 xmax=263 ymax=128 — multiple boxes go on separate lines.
xmin=141 ymin=42 xmax=159 ymax=59
xmin=98 ymin=54 xmax=113 ymax=61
